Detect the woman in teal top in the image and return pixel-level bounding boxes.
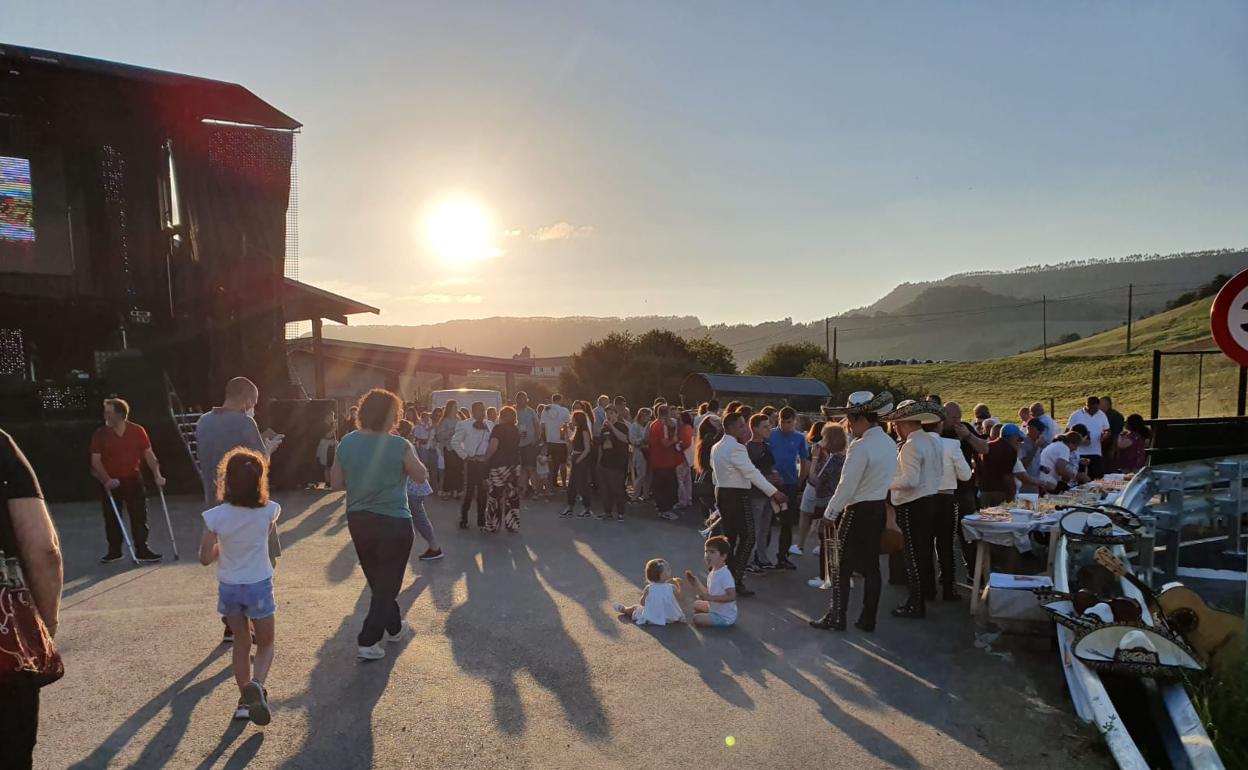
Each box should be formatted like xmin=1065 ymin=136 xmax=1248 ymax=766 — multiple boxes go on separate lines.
xmin=331 ymin=389 xmax=428 ymax=660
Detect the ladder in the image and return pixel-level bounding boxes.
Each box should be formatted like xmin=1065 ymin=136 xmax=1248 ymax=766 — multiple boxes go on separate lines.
xmin=163 ymin=372 xmax=203 ymax=476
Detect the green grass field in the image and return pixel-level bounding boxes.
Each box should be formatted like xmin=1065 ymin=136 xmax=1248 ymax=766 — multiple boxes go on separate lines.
xmin=861 ymin=297 xmax=1243 ymax=419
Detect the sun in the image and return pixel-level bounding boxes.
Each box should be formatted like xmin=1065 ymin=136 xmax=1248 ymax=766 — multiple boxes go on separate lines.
xmin=424 ymin=198 xmax=499 ymax=265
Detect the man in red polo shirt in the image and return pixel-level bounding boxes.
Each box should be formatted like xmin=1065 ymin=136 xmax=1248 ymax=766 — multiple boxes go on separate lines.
xmin=647 ymin=404 xmax=682 ymax=520
xmin=89 ymin=398 xmax=165 ymax=563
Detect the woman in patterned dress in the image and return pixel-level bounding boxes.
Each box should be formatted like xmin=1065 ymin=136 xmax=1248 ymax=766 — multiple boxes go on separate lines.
xmin=482 ymin=406 xmax=522 ymax=533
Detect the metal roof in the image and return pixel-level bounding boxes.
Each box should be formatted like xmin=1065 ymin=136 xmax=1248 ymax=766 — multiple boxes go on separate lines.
xmin=683 ymin=373 xmax=831 ymax=399
xmin=0 ymin=43 xmax=301 ymax=130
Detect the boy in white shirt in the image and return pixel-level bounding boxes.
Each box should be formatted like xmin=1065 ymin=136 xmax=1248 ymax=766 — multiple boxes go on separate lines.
xmin=684 ymin=536 xmax=738 ymax=627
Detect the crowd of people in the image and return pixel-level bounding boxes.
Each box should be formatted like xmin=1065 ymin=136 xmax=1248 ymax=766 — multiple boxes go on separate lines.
xmin=0 ymin=378 xmax=1157 ymax=763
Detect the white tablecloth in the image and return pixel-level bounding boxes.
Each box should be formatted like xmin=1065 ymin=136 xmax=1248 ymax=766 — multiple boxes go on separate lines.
xmin=960 ymin=512 xmax=1060 ymax=553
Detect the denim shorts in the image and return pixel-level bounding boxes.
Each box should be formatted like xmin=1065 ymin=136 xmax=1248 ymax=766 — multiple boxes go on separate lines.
xmin=709 ymin=612 xmax=735 ymax=627
xmin=218 ymin=578 xmax=276 ymax=619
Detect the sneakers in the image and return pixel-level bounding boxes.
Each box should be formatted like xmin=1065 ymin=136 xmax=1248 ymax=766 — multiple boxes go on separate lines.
xmin=789 ymin=545 xmax=803 ymax=556
xmin=807 ymin=578 xmax=832 ymax=590
xmin=100 ymin=552 xmax=124 ymax=564
xmin=657 ymin=510 xmax=679 ymax=521
xmin=612 ymin=602 xmax=625 ymax=613
xmin=384 ymin=620 xmax=412 ymax=643
xmin=222 ymin=623 xmax=234 ymax=645
xmin=233 ymin=699 xmax=250 ymax=720
xmin=417 ymin=548 xmax=444 ymax=561
xmin=135 ymin=549 xmax=163 ymax=564
xmin=775 ymin=559 xmax=798 ymax=571
xmin=577 ymin=509 xmax=593 ymax=519
xmin=240 ymin=680 xmax=271 ymax=726
xmin=559 ymin=507 xmax=574 ymax=518
xmin=357 ymin=643 xmax=386 ymax=660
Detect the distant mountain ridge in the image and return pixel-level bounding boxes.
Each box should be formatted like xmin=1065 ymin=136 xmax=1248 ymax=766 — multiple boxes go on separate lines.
xmin=323 ymin=248 xmax=1245 ymax=365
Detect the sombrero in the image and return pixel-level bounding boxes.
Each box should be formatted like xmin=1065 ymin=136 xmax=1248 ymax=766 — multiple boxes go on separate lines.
xmin=1073 ymin=624 xmax=1203 ymax=678
xmin=1059 ymin=510 xmax=1136 ymax=545
xmin=822 ymin=390 xmax=894 ymax=418
xmin=882 ymin=399 xmax=944 ymax=425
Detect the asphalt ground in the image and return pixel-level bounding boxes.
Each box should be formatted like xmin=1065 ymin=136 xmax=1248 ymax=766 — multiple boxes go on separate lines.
xmin=35 ymin=488 xmax=1105 ymax=769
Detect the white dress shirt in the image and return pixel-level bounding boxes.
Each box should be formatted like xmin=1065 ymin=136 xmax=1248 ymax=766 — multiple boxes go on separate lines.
xmin=823 ymin=425 xmax=897 ymax=519
xmin=451 ymin=418 xmax=495 ymax=460
xmin=939 ymin=436 xmax=973 ymax=493
xmin=1066 ymin=409 xmax=1109 ymax=457
xmin=710 ymin=434 xmax=778 ymax=497
xmin=891 ymin=429 xmax=945 ymax=506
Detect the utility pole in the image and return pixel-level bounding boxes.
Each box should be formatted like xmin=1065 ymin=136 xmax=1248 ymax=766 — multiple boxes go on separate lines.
xmin=1042 ymin=295 xmax=1047 ymax=360
xmin=1125 ymin=283 xmax=1133 ymax=354
xmin=832 ymin=327 xmax=839 ymax=396
xmin=825 ymin=317 xmax=830 ymax=361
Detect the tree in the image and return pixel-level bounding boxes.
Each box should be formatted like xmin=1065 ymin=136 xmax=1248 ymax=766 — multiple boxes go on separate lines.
xmin=558 ymin=330 xmax=737 ymax=406
xmin=686 ymin=335 xmax=736 ymax=373
xmin=746 ymin=341 xmax=827 ymax=377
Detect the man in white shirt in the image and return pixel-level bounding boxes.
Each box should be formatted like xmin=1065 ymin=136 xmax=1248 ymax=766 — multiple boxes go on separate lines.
xmin=931 ymin=423 xmax=972 ymax=601
xmin=540 ymin=394 xmax=572 ymax=489
xmin=1066 ymin=396 xmax=1110 ymax=479
xmin=710 ymin=412 xmax=787 ymax=598
xmin=882 ymin=400 xmax=945 ymax=619
xmin=1029 ymin=402 xmax=1059 ymax=444
xmin=452 ymin=401 xmax=495 ymax=529
xmin=1038 ymin=432 xmax=1085 ymax=492
xmin=811 ymin=391 xmax=897 ymax=633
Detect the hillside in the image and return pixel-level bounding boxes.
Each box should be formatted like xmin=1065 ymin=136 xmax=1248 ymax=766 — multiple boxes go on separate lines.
xmin=323 ymin=248 xmax=1244 ymax=364
xmin=860 ymin=297 xmax=1238 ymax=419
xmin=856 ymin=248 xmax=1246 ymax=315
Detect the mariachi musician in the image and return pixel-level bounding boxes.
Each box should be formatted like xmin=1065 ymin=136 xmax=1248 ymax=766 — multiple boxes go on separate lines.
xmin=810 ymin=391 xmax=896 ymax=633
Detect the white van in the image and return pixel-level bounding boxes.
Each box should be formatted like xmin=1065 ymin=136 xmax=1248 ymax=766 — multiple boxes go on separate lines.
xmin=430 ymin=388 xmax=503 ymax=413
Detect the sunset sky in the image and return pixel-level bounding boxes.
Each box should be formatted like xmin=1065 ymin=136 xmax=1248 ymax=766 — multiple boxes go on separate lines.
xmin=7 ymin=2 xmax=1248 ymax=325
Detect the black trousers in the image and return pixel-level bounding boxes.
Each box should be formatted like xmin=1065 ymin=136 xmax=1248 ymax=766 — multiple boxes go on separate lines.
xmin=716 ymin=487 xmax=754 ymax=590
xmin=896 ymin=496 xmax=935 ymax=610
xmin=347 ymin=510 xmax=414 ymax=647
xmin=775 ymin=483 xmax=800 ymax=560
xmin=651 ymin=467 xmax=678 ymax=513
xmin=0 ymin=677 xmax=38 ymax=770
xmin=931 ymin=493 xmax=958 ymax=597
xmin=826 ymin=500 xmax=886 ymax=625
xmin=955 ymin=486 xmax=978 ymax=574
xmin=567 ymin=458 xmax=594 ymax=508
xmin=460 ymin=460 xmax=488 ymax=526
xmin=442 ymin=450 xmax=464 ymax=494
xmin=100 ymin=476 xmax=149 ymax=553
xmin=599 ymin=466 xmax=627 ymax=515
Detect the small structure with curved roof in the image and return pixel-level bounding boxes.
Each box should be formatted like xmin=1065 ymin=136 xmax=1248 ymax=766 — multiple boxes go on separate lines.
xmin=680 ymin=373 xmax=831 ymax=410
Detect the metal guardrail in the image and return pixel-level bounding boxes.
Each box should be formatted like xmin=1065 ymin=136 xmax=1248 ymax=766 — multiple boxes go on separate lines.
xmin=1117 ymin=455 xmax=1247 ymax=586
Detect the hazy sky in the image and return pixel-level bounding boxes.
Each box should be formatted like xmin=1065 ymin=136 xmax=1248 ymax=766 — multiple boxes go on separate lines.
xmin=7 ymin=2 xmax=1248 ymax=326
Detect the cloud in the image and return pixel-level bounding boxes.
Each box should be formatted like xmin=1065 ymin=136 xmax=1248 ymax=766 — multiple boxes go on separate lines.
xmin=432 ymin=275 xmax=478 ymax=288
xmin=532 ymin=222 xmax=594 ymax=241
xmin=415 ymin=293 xmax=484 ymax=305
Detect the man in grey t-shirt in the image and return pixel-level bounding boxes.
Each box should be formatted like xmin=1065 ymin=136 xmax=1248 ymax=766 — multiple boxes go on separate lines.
xmin=195 ymin=376 xmax=278 ymax=644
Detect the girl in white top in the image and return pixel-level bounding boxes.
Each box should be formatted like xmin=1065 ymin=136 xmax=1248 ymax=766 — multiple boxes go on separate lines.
xmin=199 ymin=448 xmax=280 ymax=726
xmin=613 ymin=558 xmax=686 ymax=625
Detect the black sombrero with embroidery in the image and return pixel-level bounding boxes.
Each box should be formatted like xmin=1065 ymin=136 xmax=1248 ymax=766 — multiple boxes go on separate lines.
xmin=882 ymin=399 xmax=944 ymax=425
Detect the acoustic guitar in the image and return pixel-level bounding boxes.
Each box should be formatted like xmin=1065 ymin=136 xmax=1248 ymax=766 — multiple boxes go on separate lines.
xmin=1093 ymin=547 xmax=1245 ymax=669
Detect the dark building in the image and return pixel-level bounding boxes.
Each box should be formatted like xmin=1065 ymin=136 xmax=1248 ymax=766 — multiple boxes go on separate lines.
xmin=0 ymin=43 xmax=368 ymax=497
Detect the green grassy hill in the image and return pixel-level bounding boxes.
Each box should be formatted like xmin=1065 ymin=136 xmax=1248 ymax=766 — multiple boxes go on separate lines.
xmin=861 ymin=297 xmax=1240 ymax=419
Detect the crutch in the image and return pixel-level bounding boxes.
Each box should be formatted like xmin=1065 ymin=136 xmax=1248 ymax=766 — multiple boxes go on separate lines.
xmin=105 ymin=488 xmax=140 ymax=565
xmin=156 ymin=485 xmax=179 ymax=560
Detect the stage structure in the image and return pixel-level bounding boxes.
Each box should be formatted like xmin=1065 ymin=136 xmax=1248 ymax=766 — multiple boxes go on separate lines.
xmin=0 ymin=44 xmax=374 ymax=498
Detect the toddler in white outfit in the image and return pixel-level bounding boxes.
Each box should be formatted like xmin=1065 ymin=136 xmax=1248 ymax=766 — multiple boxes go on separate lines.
xmin=613 ymin=558 xmax=686 ymax=625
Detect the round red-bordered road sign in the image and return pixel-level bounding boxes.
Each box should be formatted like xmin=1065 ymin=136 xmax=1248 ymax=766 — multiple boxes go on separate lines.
xmin=1211 ymin=268 xmax=1248 ymax=368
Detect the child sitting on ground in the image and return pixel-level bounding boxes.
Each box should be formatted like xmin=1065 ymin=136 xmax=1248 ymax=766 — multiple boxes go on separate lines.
xmin=613 ymin=558 xmax=685 ymax=625
xmin=684 ymin=536 xmax=737 ymax=628
xmin=199 ymin=447 xmax=280 ymax=725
